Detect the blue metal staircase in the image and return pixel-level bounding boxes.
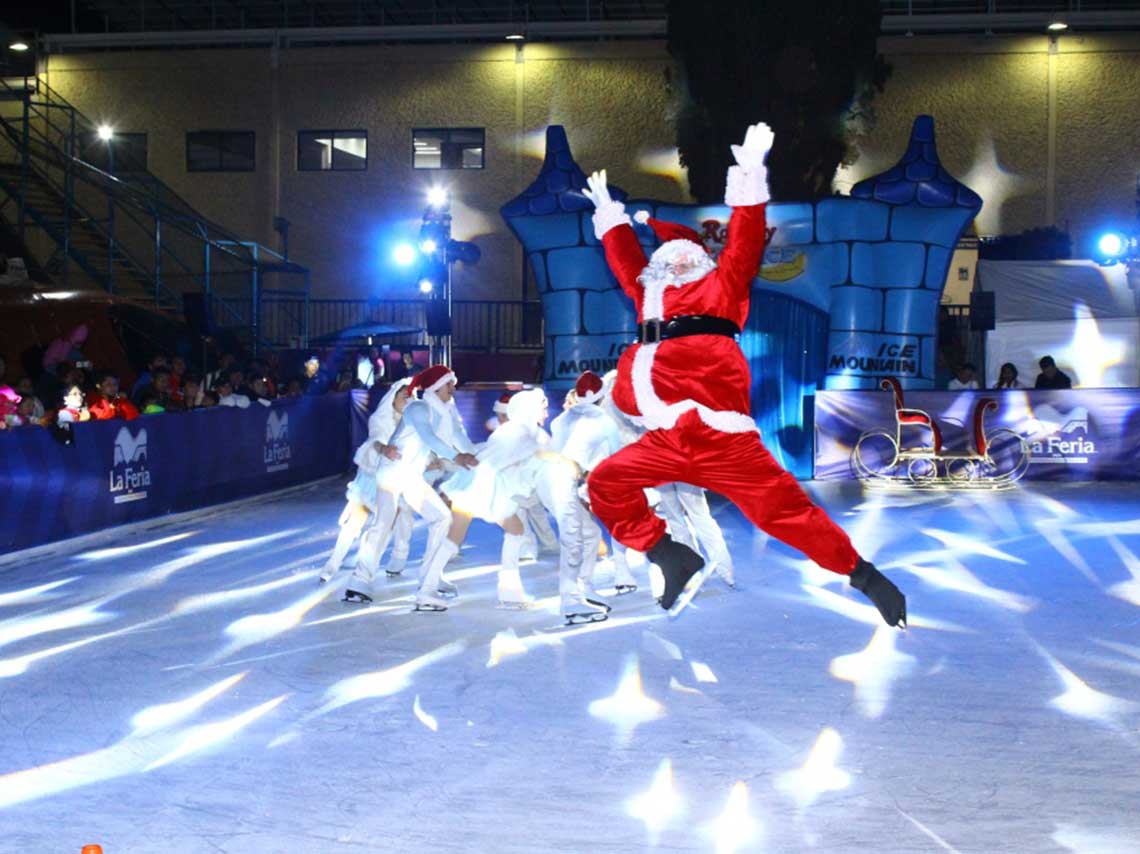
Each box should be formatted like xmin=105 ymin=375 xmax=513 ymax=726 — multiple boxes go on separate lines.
xmin=0 ymin=75 xmax=309 ymax=351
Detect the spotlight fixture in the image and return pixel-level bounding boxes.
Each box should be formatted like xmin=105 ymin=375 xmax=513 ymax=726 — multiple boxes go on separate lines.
xmin=418 ymin=278 xmax=434 ymax=294
xmin=419 ymin=239 xmax=437 ymax=254
xmin=392 ymin=244 xmax=417 ymax=266
xmin=9 ymin=41 xmax=29 ymax=52
xmin=97 ymin=124 xmax=114 ymax=141
xmin=426 ymin=186 xmax=448 ymax=208
xmin=506 ymin=33 xmax=525 ymax=41
xmin=1047 ymin=21 xmax=1069 ymax=32
xmin=1095 ymin=231 xmax=1135 ymax=266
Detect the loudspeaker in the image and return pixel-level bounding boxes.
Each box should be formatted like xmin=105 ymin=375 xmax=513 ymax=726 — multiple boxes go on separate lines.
xmin=426 ymin=300 xmax=451 ymax=337
xmin=182 ymin=292 xmax=215 ymax=338
xmin=969 ymin=290 xmax=995 ymax=331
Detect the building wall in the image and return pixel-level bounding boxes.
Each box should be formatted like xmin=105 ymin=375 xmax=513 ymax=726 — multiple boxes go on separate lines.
xmin=41 ymin=30 xmax=1140 ymax=301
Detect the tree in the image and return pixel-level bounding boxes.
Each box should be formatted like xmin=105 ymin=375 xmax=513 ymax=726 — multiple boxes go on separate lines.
xmin=667 ymin=0 xmax=890 ymax=203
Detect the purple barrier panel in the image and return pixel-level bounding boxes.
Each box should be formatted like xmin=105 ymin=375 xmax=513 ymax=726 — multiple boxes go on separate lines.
xmin=814 ymin=388 xmax=1140 ymax=481
xmin=0 ymin=393 xmax=352 ymax=554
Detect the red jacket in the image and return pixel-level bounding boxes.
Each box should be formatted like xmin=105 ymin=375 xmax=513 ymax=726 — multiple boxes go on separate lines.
xmin=600 ymin=203 xmax=768 ymax=434
xmin=87 ymin=392 xmax=140 ymax=421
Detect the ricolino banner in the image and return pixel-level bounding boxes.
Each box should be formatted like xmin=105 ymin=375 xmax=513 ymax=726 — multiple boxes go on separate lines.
xmin=0 ymin=393 xmax=350 ymax=553
xmin=814 ymin=388 xmax=1140 ymax=481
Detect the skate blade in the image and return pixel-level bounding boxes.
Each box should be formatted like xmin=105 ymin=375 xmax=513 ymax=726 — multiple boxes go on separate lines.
xmin=342 ymin=591 xmax=373 ymax=605
xmin=585 ymin=597 xmax=612 ymax=613
xmin=437 ymin=589 xmax=459 ymax=599
xmin=496 ymin=600 xmax=535 ymax=611
xmin=564 ymin=611 xmax=608 ymax=625
xmin=614 ymin=584 xmax=638 ymax=595
xmin=414 ymin=602 xmax=448 ymax=612
xmin=667 ymin=564 xmax=714 ymax=620
xmin=385 ymin=570 xmax=404 ymax=578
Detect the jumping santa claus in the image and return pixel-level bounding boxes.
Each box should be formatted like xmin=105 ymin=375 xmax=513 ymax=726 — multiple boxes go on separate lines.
xmin=582 ymin=122 xmax=906 ymax=627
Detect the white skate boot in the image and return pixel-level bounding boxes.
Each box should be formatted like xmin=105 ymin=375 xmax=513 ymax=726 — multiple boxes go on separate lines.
xmin=318 ymin=561 xmax=338 ymax=584
xmin=496 ymin=534 xmax=534 ymax=609
xmin=561 ymin=592 xmax=608 ymax=625
xmin=414 ymin=591 xmax=449 ymax=612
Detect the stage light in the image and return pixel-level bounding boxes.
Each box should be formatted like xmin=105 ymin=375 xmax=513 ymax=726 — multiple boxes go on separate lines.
xmin=1098 ymin=232 xmax=1125 ymax=258
xmin=418 ymin=278 xmax=434 ymax=294
xmin=9 ymin=41 xmax=29 ymax=52
xmin=426 ymin=186 xmax=448 ymax=208
xmin=419 ymin=239 xmax=437 ymax=254
xmin=1047 ymin=21 xmax=1069 ymax=32
xmin=506 ymin=33 xmax=525 ymax=41
xmin=392 ymin=243 xmax=416 ymax=266
xmin=97 ymin=124 xmax=114 ymax=141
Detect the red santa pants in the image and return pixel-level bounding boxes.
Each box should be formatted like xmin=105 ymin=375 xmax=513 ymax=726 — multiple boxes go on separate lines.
xmin=588 ymin=410 xmax=859 ymax=575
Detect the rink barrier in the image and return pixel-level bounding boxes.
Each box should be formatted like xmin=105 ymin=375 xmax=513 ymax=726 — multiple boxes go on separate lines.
xmin=815 ymin=388 xmax=1140 ymax=481
xmin=0 ymin=392 xmax=350 ymax=554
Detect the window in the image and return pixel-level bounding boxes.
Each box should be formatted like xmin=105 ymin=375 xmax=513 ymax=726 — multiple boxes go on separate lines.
xmin=186 ymin=131 xmax=255 ymax=172
xmin=413 ymin=128 xmax=484 ymax=170
xmin=82 ymin=132 xmax=148 ymax=173
xmin=298 ymin=130 xmax=367 ymax=171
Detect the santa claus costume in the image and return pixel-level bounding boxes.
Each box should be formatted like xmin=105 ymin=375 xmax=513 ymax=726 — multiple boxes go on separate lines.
xmin=582 ymin=123 xmax=906 ymax=626
xmin=343 ymin=366 xmax=477 ymax=606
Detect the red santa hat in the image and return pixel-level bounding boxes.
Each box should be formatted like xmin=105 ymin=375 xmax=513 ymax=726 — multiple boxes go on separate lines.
xmin=633 ymin=210 xmax=708 ymax=253
xmin=492 ymin=392 xmax=513 ymax=415
xmin=410 ymin=364 xmax=457 ymax=396
xmin=574 ymin=370 xmax=604 ymax=404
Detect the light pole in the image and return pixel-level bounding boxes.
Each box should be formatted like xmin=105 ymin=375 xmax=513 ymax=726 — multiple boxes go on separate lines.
xmin=98 ymin=124 xmax=115 ymax=293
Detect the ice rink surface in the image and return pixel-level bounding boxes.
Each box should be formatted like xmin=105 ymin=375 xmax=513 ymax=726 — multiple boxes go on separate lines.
xmin=1 ymin=477 xmax=1139 ymax=853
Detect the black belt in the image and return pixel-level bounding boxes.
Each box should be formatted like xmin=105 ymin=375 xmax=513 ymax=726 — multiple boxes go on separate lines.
xmin=636 ymin=314 xmax=741 ymax=344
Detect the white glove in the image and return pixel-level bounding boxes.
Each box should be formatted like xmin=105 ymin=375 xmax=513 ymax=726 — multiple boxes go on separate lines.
xmin=582 ymin=169 xmax=615 ymax=209
xmin=730 ymin=122 xmax=774 ymax=173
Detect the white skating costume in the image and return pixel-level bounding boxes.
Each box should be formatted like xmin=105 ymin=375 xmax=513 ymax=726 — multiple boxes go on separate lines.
xmin=320 ymin=378 xmax=412 ymax=583
xmin=440 ymin=389 xmax=550 ymax=608
xmin=549 ymin=371 xmax=626 ymax=617
xmin=344 ymin=367 xmax=474 ymax=605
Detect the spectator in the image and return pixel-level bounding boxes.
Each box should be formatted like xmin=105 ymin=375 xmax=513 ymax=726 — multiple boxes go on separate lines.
xmin=43 ymin=324 xmax=89 ymax=374
xmin=200 ymin=390 xmax=219 ymax=408
xmin=391 ymin=350 xmax=416 ymax=382
xmin=13 ymin=377 xmax=44 ymax=420
xmin=994 ymin=362 xmax=1023 ymax=390
xmin=182 ymin=374 xmax=205 ymax=409
xmin=149 ymin=367 xmax=176 ymax=409
xmin=7 ymin=395 xmax=43 ymax=428
xmin=948 ymin=362 xmax=979 ymax=391
xmin=87 ymin=371 xmax=140 ymax=421
xmin=138 ymin=388 xmax=165 ymax=415
xmin=249 ymin=376 xmax=274 ymax=404
xmin=57 ymin=383 xmax=91 ymax=424
xmin=216 ymin=378 xmax=251 ymax=408
xmin=283 ymin=378 xmax=302 ymax=398
xmin=302 ymin=355 xmax=331 ymax=395
xmin=0 ymin=384 xmax=19 ymax=426
xmin=334 ymin=369 xmax=354 ymax=393
xmin=169 ymin=355 xmax=187 ymax=402
xmin=1035 ymin=355 xmax=1072 ymax=389
xmin=132 ymin=353 xmax=169 ymax=400
xmin=205 ymin=352 xmax=236 ymax=391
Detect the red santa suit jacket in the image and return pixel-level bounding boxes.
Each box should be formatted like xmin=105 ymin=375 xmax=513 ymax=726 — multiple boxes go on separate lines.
xmin=600 ymin=203 xmax=768 ymax=434
xmin=87 ymin=391 xmax=140 ymax=421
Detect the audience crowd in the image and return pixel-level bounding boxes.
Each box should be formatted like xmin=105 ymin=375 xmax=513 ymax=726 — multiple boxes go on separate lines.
xmin=0 ymin=336 xmax=396 ymax=433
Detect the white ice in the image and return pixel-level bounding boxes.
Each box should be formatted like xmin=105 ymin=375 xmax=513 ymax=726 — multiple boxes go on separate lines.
xmin=1 ymin=478 xmax=1139 ymax=851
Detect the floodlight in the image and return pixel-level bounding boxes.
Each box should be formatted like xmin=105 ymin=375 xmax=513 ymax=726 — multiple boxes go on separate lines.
xmin=427 ymin=186 xmax=448 ymax=208
xmin=1098 ymin=232 xmax=1126 ymax=259
xmin=506 ymin=33 xmax=525 ymax=41
xmin=1047 ymin=21 xmax=1069 ymax=32
xmin=393 ymin=243 xmax=417 ymax=266
xmin=97 ymin=124 xmax=114 ymax=141
xmin=420 ymin=239 xmax=437 ymax=254
xmin=418 ymin=278 xmax=434 ymax=294
xmin=9 ymin=41 xmax=29 ymax=52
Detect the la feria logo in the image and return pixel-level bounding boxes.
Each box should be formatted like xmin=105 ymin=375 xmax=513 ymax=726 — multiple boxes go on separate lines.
xmin=109 ymin=426 xmax=151 ymax=503
xmin=264 ymin=410 xmax=292 ymax=472
xmin=1021 ymin=404 xmax=1096 ymax=465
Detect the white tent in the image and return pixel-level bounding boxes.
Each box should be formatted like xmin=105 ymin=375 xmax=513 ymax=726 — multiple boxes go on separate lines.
xmin=979 ymin=260 xmax=1140 ymax=388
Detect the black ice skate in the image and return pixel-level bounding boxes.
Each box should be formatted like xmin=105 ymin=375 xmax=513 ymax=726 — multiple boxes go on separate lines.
xmin=649 ymin=535 xmax=707 ymax=617
xmin=342 ymin=588 xmax=373 ymax=605
xmin=849 ymin=558 xmax=907 ymax=628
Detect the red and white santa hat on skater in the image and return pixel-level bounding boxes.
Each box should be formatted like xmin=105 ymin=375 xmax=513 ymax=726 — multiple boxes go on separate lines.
xmin=492 ymin=392 xmax=513 ymax=415
xmin=633 ymin=210 xmax=709 ymax=255
xmin=410 ymin=364 xmax=457 ymax=397
xmin=574 ymin=370 xmax=605 ymax=404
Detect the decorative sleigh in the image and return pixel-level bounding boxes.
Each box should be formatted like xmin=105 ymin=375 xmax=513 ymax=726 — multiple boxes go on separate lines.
xmin=852 ymin=377 xmax=1031 ymax=489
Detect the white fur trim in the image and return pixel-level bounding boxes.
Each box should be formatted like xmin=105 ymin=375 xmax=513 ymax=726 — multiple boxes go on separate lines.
xmin=493 ymin=400 xmax=510 ymax=415
xmin=724 ymin=164 xmax=770 ymax=207
xmin=591 ymin=200 xmax=632 ymax=240
xmin=633 ymin=209 xmax=651 ymax=224
xmin=578 ymin=389 xmax=603 ymax=404
xmin=427 ymin=370 xmax=457 ymax=393
xmin=630 ymin=342 xmax=759 ymax=434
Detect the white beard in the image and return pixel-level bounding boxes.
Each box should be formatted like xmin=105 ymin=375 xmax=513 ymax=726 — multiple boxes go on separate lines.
xmin=638 ymin=239 xmax=717 ymax=292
